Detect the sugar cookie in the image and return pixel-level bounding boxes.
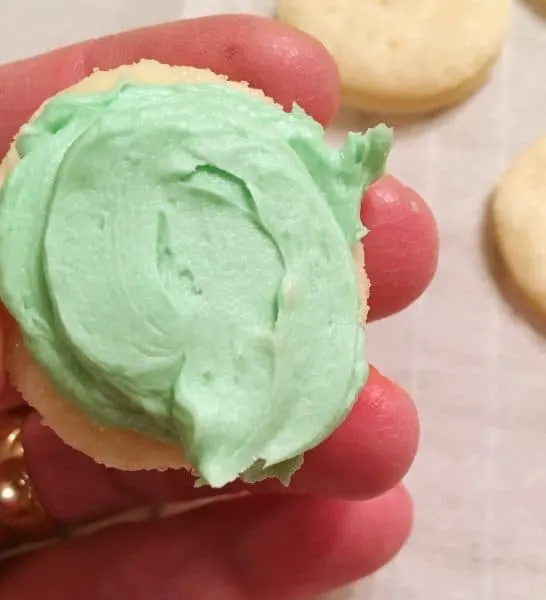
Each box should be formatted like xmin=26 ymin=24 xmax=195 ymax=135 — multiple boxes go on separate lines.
xmin=277 ymin=0 xmax=511 ymax=114
xmin=0 ymin=60 xmax=388 ymax=487
xmin=493 ymin=136 xmax=546 ymax=314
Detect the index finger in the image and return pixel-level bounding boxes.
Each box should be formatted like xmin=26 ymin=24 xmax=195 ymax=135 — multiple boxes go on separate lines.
xmin=0 ymin=14 xmax=340 ymax=157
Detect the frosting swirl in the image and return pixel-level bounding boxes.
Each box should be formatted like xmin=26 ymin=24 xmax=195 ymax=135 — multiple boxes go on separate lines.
xmin=0 ymin=83 xmax=391 ymax=486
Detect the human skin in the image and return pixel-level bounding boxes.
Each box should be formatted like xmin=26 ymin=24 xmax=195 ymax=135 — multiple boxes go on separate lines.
xmin=0 ymin=15 xmax=438 ymax=600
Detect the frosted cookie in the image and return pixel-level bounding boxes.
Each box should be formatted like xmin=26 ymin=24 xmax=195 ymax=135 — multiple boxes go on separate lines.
xmin=493 ymin=136 xmax=546 ymax=314
xmin=0 ymin=60 xmax=392 ymax=487
xmin=276 ymin=0 xmax=511 ymax=114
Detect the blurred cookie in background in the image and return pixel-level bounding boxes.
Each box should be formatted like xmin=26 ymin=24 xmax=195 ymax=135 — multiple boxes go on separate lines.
xmin=493 ymin=135 xmax=546 ymax=316
xmin=277 ymin=0 xmax=512 ymax=115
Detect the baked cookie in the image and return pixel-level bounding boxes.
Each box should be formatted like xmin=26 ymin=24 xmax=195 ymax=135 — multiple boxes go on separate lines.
xmin=277 ymin=0 xmax=511 ymax=114
xmin=493 ymin=136 xmax=546 ymax=314
xmin=0 ymin=60 xmax=391 ymax=487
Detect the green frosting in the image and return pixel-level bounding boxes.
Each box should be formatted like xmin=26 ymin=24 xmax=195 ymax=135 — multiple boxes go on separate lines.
xmin=0 ymin=82 xmax=392 ymax=487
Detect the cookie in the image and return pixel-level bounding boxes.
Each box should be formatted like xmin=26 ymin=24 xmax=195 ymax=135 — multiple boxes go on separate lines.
xmin=493 ymin=136 xmax=546 ymax=314
xmin=0 ymin=60 xmax=381 ymax=485
xmin=276 ymin=0 xmax=511 ymax=114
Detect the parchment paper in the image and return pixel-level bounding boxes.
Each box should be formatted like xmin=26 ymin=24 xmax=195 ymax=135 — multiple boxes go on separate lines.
xmin=2 ymin=1 xmax=546 ymax=599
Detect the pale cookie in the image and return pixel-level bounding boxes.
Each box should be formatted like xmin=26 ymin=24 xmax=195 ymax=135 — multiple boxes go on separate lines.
xmin=0 ymin=60 xmax=369 ymax=472
xmin=277 ymin=0 xmax=511 ymax=114
xmin=493 ymin=136 xmax=546 ymax=314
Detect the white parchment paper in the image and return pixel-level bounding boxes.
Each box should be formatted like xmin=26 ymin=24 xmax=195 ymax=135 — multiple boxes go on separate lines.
xmin=2 ymin=1 xmax=546 ymax=599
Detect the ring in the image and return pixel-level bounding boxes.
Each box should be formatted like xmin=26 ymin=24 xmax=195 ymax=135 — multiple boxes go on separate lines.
xmin=0 ymin=409 xmax=55 ymax=552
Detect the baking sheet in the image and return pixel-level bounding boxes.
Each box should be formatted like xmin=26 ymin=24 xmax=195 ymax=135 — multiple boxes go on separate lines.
xmin=2 ymin=1 xmax=546 ymax=598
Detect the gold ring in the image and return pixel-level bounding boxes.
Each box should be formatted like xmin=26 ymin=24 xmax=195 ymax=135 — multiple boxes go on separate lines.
xmin=0 ymin=410 xmax=55 ymax=551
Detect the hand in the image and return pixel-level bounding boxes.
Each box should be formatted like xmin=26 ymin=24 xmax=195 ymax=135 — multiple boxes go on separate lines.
xmin=0 ymin=15 xmax=438 ymax=600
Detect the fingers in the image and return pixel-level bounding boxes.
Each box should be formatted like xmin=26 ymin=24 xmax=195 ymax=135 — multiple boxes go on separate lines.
xmin=286 ymin=366 xmax=419 ymax=498
xmin=0 ymin=384 xmax=23 ymax=411
xmin=0 ymin=487 xmax=412 ymax=600
xmin=21 ymin=366 xmax=417 ymax=525
xmin=0 ymin=15 xmax=340 ymax=156
xmin=362 ymin=175 xmax=439 ymax=321
xmin=0 ymin=316 xmax=4 ymax=397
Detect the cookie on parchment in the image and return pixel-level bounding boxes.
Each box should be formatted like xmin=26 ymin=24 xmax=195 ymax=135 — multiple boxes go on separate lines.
xmin=277 ymin=0 xmax=511 ymax=114
xmin=493 ymin=136 xmax=546 ymax=314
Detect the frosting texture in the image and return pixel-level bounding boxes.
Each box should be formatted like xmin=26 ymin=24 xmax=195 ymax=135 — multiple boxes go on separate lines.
xmin=0 ymin=83 xmax=391 ymax=487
